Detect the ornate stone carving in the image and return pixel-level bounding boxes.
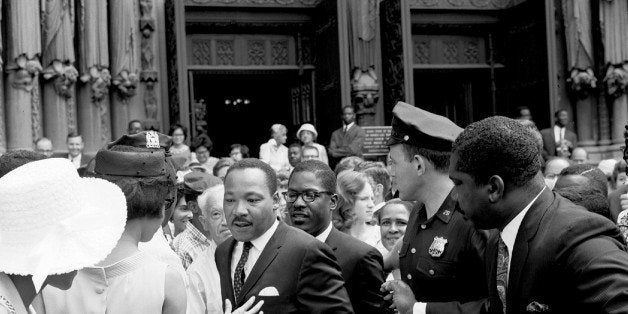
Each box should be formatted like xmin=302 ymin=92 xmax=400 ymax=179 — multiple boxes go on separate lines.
xmin=271 ymin=40 xmax=289 ymax=65
xmin=352 ymin=67 xmax=379 ymax=126
xmin=604 ymin=63 xmax=628 ymax=98
xmin=443 ymin=41 xmax=459 ymax=63
xmin=464 ymin=41 xmax=479 ymax=63
xmin=80 ymin=66 xmax=111 ymax=102
xmin=185 ymin=0 xmax=321 ymax=6
xmin=6 ymin=55 xmax=43 ymax=92
xmin=110 ymin=0 xmax=140 ymax=100
xmin=248 ymin=40 xmax=266 ymax=65
xmin=567 ymin=68 xmax=597 ymax=99
xmin=414 ymin=41 xmax=430 ymax=64
xmin=140 ymin=0 xmax=159 ymax=129
xmin=216 ymin=40 xmax=235 ymax=65
xmin=192 ymin=40 xmax=212 ymax=65
xmin=42 ymin=61 xmax=79 ymax=98
xmin=380 ymin=0 xmax=406 ymax=110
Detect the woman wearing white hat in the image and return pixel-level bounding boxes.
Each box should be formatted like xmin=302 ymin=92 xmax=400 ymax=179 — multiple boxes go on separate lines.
xmin=297 ymin=123 xmax=329 ymax=165
xmin=0 ymin=158 xmax=127 ymax=314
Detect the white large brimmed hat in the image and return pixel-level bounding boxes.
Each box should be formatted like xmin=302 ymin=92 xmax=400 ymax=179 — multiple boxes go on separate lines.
xmin=0 ymin=158 xmax=126 ymax=287
xmin=297 ymin=123 xmax=318 ymax=140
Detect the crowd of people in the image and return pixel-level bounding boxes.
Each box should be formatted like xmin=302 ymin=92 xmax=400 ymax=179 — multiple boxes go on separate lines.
xmin=1 ymin=101 xmax=628 ymax=313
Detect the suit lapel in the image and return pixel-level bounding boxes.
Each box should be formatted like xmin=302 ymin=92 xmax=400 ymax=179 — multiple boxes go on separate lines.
xmin=238 ymin=222 xmax=287 ymax=305
xmin=217 ymin=238 xmax=237 ymax=305
xmin=506 ymin=188 xmax=554 ymax=311
xmin=325 ymin=228 xmax=340 ymax=252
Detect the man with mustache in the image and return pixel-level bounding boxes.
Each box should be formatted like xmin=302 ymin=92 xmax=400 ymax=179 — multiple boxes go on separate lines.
xmin=215 ymin=158 xmax=353 ymax=313
xmin=286 ymin=159 xmax=385 ymax=313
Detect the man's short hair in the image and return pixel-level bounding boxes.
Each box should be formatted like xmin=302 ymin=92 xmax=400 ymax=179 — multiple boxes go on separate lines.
xmin=35 ymin=137 xmax=51 ymax=145
xmin=342 ymin=105 xmax=355 ymax=113
xmin=0 ymin=150 xmax=47 ymax=178
xmin=192 ymin=134 xmax=213 ymax=152
xmin=452 ymin=116 xmax=542 ymax=187
xmin=302 ymin=145 xmax=319 ymax=155
xmin=355 ymin=161 xmax=391 ymax=196
xmin=559 ymin=164 xmax=608 ymax=196
xmin=197 ymin=184 xmax=224 ymax=218
xmin=67 ymin=132 xmax=82 ymax=141
xmin=555 ymin=185 xmax=611 ymax=220
xmin=554 ymin=109 xmax=568 ymax=118
xmin=226 ymin=158 xmax=277 ymax=194
xmin=230 ymin=143 xmax=250 ymax=158
xmin=88 ymin=145 xmax=177 ymax=220
xmin=400 ymin=144 xmax=451 ymax=173
xmin=518 ymin=120 xmax=543 ymax=154
xmin=376 ymin=198 xmax=414 ymax=223
xmin=270 ymin=124 xmax=287 ymax=136
xmin=128 ymin=119 xmax=143 ymax=130
xmin=290 ymin=160 xmax=336 ymax=193
xmin=288 ymin=143 xmax=302 ymax=150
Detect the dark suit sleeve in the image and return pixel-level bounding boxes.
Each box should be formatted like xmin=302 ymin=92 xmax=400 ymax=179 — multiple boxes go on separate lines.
xmin=354 ymin=248 xmax=385 ymax=313
xmin=564 ymin=233 xmax=628 ymax=313
xmin=347 ymin=127 xmax=365 ymax=157
xmin=329 ymin=131 xmax=341 ymax=157
xmin=296 ymin=240 xmax=354 ymax=313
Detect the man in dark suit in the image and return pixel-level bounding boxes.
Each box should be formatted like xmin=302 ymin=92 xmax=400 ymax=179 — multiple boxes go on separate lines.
xmin=215 ymin=158 xmax=353 ymax=313
xmin=540 ymin=109 xmax=577 ymax=161
xmin=329 ymin=106 xmax=365 ymax=165
xmin=285 ymin=159 xmax=385 ymax=313
xmin=383 ymin=116 xmax=628 ymax=314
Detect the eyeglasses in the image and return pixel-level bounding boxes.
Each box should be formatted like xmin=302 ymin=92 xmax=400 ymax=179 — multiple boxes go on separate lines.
xmin=282 ymin=190 xmax=333 ymax=203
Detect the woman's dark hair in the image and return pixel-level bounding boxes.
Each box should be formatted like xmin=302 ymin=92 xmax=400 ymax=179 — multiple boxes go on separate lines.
xmin=88 ymin=146 xmax=177 ymax=220
xmin=230 ymin=143 xmax=250 ymax=158
xmin=213 ymin=157 xmax=235 ymax=177
xmin=192 ymin=134 xmax=213 ymax=152
xmin=169 ymin=123 xmax=188 ymax=140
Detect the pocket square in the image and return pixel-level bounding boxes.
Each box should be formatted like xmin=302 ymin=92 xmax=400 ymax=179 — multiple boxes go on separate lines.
xmin=258 ymin=286 xmax=279 ymax=297
xmin=526 ymin=301 xmax=549 ymax=312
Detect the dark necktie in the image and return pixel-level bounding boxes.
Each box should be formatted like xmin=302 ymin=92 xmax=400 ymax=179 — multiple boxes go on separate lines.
xmin=233 ymin=241 xmax=253 ymax=303
xmin=496 ymin=236 xmax=509 ymax=313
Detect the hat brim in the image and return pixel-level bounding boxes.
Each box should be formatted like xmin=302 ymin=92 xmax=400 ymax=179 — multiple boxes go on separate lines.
xmin=0 ymin=177 xmax=127 ymax=276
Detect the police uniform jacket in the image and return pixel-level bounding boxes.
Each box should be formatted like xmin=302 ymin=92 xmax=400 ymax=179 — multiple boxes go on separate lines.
xmin=399 ymin=191 xmax=487 ymax=303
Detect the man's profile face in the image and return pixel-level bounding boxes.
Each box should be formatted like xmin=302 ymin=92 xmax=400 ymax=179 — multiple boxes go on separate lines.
xmin=286 ymin=171 xmax=335 ymax=236
xmin=449 ymin=153 xmax=494 ymax=229
xmin=128 ymin=122 xmax=143 ymax=135
xmin=302 ymin=148 xmax=319 ymax=161
xmin=36 ymin=139 xmax=53 ymax=157
xmin=387 ymin=145 xmax=419 ymax=201
xmin=288 ymin=146 xmax=301 ymax=166
xmin=342 ymin=107 xmax=355 ymax=125
xmin=67 ymin=136 xmax=84 ymax=157
xmin=223 ymin=168 xmax=277 ymax=242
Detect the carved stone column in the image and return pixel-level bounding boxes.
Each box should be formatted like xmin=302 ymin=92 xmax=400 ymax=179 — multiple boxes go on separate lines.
xmin=110 ymin=0 xmax=140 ymax=139
xmin=348 ymin=0 xmax=382 ymax=126
xmin=77 ymin=0 xmax=111 ymax=153
xmin=563 ymin=0 xmax=597 ymax=146
xmin=5 ymin=0 xmax=42 ymax=151
xmin=140 ymin=0 xmax=160 ymax=131
xmin=42 ymin=0 xmax=78 ymax=151
xmin=600 ymin=0 xmax=628 ymax=145
xmin=0 ymin=1 xmax=6 ymax=153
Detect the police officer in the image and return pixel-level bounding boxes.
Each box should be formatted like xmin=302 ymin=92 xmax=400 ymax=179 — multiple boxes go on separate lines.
xmin=381 ymin=102 xmax=487 ymax=313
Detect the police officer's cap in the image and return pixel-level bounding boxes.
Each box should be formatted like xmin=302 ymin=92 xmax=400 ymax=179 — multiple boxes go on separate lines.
xmin=386 ymin=102 xmax=463 ymax=152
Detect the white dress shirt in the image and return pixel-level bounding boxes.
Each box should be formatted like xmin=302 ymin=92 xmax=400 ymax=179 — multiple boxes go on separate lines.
xmin=413 ymin=187 xmax=546 ymax=314
xmin=553 ymin=125 xmax=565 ymax=144
xmin=69 ymin=153 xmax=82 ymax=169
xmin=343 ymin=122 xmax=355 ymax=133
xmin=230 ymin=220 xmax=279 ymax=282
xmin=314 ymin=222 xmax=334 ymax=243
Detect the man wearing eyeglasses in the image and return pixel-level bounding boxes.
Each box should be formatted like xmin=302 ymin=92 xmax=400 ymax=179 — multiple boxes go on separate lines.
xmin=286 ymin=159 xmax=385 ymax=313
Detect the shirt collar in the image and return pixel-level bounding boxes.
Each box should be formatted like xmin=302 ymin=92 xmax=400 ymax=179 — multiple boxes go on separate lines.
xmin=69 ymin=153 xmax=81 ymax=159
xmin=500 ymin=186 xmax=546 ymax=255
xmin=250 ymin=219 xmax=279 ymax=252
xmin=553 ymin=125 xmax=564 ymax=130
xmin=185 ymin=221 xmax=211 ymax=245
xmin=315 ymin=222 xmax=334 ymax=243
xmin=344 ymin=122 xmax=355 ymax=130
xmin=268 ymin=138 xmax=280 ymax=147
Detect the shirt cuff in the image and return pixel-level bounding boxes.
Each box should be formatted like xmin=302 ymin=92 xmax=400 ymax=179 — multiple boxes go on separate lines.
xmin=413 ymin=302 xmax=427 ymax=314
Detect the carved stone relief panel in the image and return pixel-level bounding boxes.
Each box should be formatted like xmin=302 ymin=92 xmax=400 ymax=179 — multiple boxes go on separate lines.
xmin=412 ymin=35 xmax=486 ymax=65
xmin=184 ymin=0 xmax=322 ymax=8
xmin=247 ymin=40 xmax=266 ymax=65
xmin=192 ymin=40 xmax=212 ymax=65
xmin=216 ymin=40 xmax=236 ymax=65
xmin=271 ymin=40 xmax=289 ymax=65
xmin=408 ymin=0 xmax=527 ymax=10
xmin=187 ymin=35 xmax=298 ymax=66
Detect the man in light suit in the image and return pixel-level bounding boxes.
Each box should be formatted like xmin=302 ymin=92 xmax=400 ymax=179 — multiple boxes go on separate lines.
xmin=286 ymin=160 xmax=385 ymax=313
xmin=539 ymin=109 xmax=577 ymax=161
xmin=383 ymin=116 xmax=628 ymax=314
xmin=215 ymin=158 xmax=353 ymax=313
xmin=329 ymin=106 xmax=365 ymax=165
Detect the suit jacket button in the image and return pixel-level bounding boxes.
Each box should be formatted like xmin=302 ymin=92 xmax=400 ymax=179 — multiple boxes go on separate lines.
xmin=407 ymin=274 xmax=412 ymax=280
xmin=429 ymin=269 xmax=435 ymax=276
xmin=420 ymin=224 xmax=427 ymax=229
xmin=411 ymin=248 xmax=416 ymax=254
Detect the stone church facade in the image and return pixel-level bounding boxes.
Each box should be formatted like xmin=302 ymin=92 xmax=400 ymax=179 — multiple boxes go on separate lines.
xmin=0 ymin=0 xmax=626 ymax=161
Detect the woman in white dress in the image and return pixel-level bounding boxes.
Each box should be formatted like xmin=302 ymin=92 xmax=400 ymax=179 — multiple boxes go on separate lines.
xmin=297 ymin=123 xmax=329 ymax=165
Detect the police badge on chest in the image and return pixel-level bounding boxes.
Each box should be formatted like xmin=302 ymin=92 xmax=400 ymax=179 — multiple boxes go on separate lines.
xmin=429 ymin=236 xmax=448 ymax=258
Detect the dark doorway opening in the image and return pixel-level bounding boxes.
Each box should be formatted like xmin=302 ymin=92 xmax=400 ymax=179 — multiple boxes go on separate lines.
xmin=413 ymin=68 xmax=494 ymax=127
xmin=191 ymin=71 xmax=297 ymax=158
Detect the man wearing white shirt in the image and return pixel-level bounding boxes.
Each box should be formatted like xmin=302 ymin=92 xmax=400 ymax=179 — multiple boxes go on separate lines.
xmin=383 ymin=116 xmax=628 ymax=314
xmin=540 ymin=109 xmax=577 ymax=161
xmin=259 ymin=124 xmax=290 ymax=172
xmin=286 ymin=160 xmax=385 ymax=313
xmin=215 ymin=158 xmax=352 ymax=313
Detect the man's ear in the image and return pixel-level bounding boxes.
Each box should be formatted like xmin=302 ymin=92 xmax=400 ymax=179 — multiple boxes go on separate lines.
xmin=329 ymin=193 xmax=339 ymax=211
xmin=273 ymin=192 xmax=280 ymax=205
xmin=376 ymin=183 xmax=384 ymax=196
xmin=413 ymin=155 xmax=426 ymax=176
xmin=487 ymin=175 xmax=505 ymax=203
